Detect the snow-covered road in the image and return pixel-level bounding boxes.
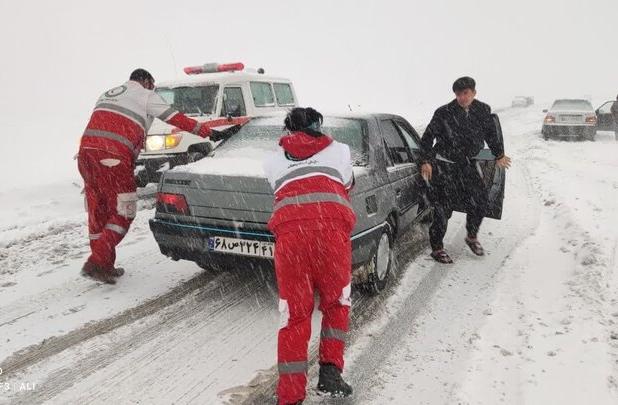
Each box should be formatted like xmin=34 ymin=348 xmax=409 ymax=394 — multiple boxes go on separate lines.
xmin=1 ymin=105 xmax=616 ymax=404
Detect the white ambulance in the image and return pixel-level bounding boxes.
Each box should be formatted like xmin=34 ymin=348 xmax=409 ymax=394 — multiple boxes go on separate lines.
xmin=135 ymin=62 xmax=298 ymax=186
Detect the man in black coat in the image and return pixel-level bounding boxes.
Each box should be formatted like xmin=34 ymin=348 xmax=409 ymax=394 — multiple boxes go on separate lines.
xmin=420 ymin=77 xmax=511 ymax=263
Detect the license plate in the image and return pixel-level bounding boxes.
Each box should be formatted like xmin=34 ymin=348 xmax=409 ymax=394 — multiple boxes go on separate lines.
xmin=207 ymin=236 xmax=274 ymax=258
xmin=560 ymin=115 xmax=581 ymax=123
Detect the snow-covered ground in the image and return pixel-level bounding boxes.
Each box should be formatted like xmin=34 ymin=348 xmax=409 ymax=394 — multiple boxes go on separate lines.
xmin=1 ymin=105 xmax=617 ymax=404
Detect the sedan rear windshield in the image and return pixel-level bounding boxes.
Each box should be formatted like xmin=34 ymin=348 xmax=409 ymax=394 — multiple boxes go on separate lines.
xmin=156 ymin=85 xmax=219 ymax=116
xmin=551 ymin=99 xmax=593 ymax=111
xmin=214 ymin=117 xmax=368 ymax=166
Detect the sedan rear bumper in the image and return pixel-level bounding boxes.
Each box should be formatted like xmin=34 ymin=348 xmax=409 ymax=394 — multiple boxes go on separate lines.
xmin=542 ymin=124 xmax=596 ymax=137
xmin=149 ymin=217 xmax=383 ymax=268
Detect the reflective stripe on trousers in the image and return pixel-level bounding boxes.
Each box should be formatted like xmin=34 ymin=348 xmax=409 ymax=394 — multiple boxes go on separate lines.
xmin=320 ymin=327 xmax=347 ymax=342
xmin=278 ymin=361 xmax=308 ymax=375
xmin=105 ymin=223 xmax=128 ymax=235
xmin=82 ymin=129 xmax=140 ymax=157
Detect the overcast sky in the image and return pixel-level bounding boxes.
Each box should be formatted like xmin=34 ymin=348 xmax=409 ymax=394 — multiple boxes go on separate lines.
xmin=1 ymin=0 xmax=616 ymax=188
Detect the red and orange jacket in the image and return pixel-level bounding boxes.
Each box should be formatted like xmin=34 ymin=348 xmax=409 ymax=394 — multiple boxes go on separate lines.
xmin=263 ymin=131 xmax=356 ymax=236
xmin=79 ymin=80 xmax=212 ymax=161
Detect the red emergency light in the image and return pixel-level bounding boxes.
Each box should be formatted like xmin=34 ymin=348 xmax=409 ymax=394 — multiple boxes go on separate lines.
xmin=184 ymin=62 xmax=245 ymax=75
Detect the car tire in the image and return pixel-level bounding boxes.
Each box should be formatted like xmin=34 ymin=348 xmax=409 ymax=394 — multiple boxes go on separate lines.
xmin=363 ymin=222 xmax=394 ymax=295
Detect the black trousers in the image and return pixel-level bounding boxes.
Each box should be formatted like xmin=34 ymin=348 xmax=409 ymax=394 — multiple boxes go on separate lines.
xmin=428 ymin=161 xmax=489 ymax=251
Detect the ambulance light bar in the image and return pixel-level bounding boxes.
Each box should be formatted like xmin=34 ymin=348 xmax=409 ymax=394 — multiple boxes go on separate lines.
xmin=184 ymin=62 xmax=245 ymax=75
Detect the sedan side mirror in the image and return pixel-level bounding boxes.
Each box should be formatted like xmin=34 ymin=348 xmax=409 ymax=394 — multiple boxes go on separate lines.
xmin=542 ymin=109 xmax=548 ymax=113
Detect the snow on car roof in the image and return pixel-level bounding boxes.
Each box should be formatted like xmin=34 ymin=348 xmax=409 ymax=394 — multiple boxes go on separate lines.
xmin=157 ymin=71 xmax=292 ymax=88
xmin=551 ymin=99 xmax=593 ymax=111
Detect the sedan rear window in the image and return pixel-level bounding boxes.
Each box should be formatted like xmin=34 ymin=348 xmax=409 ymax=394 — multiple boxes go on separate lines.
xmin=551 ymin=99 xmax=593 ymax=111
xmin=215 ymin=117 xmax=368 ymax=166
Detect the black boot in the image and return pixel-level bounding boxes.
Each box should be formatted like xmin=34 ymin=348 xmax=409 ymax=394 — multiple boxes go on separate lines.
xmin=81 ymin=262 xmax=116 ymax=285
xmin=317 ymin=363 xmax=352 ymax=398
xmin=111 ymin=266 xmax=125 ymax=277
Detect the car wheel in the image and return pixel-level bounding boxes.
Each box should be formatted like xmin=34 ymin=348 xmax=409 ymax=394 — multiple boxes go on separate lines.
xmin=363 ymin=222 xmax=394 ymax=295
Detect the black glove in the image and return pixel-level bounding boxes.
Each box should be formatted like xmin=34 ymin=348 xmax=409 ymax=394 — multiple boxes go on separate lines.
xmin=210 ymin=125 xmax=241 ymax=142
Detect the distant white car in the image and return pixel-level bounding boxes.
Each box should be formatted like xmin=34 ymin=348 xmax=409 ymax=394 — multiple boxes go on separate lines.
xmin=542 ymin=99 xmax=597 ymax=141
xmin=511 ymin=96 xmax=534 ymax=108
xmin=135 ymin=62 xmax=299 ymax=187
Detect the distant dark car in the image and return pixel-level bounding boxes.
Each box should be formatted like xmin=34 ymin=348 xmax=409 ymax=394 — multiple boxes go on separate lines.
xmin=149 ymin=113 xmax=506 ymax=294
xmin=542 ymin=99 xmax=597 ymax=141
xmin=595 ymin=100 xmax=616 ymax=132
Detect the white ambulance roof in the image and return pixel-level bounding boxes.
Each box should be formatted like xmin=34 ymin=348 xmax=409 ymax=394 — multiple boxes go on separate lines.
xmin=157 ymin=71 xmax=293 ymax=88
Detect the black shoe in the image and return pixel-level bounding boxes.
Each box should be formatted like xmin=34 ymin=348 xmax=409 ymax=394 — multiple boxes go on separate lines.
xmin=111 ymin=267 xmax=125 ymax=277
xmin=317 ymin=363 xmax=352 ymax=398
xmin=430 ymin=249 xmax=454 ymax=264
xmin=465 ymin=237 xmax=485 ymax=256
xmin=81 ymin=262 xmax=116 ymax=285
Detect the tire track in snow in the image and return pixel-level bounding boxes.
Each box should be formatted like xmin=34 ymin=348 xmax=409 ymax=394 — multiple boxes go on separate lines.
xmin=4 ymin=267 xmax=277 ymax=404
xmin=0 ymin=270 xmax=217 ymax=379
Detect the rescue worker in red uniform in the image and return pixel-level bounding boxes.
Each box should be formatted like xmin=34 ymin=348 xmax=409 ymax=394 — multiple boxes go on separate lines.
xmin=263 ymin=108 xmax=356 ymax=405
xmin=78 ymin=69 xmax=228 ymax=284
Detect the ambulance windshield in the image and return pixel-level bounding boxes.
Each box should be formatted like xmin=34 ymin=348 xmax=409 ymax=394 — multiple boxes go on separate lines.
xmin=156 ymin=85 xmax=219 ymax=116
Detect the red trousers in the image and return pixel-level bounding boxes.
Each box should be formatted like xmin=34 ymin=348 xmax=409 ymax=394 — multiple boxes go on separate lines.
xmin=77 ymin=148 xmax=137 ymax=269
xmin=274 ymin=227 xmax=352 ymax=405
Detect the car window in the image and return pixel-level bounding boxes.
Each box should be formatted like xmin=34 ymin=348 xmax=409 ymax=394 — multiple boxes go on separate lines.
xmin=215 ymin=117 xmax=368 ymax=166
xmin=273 ymin=83 xmax=295 ymax=106
xmin=551 ymin=99 xmax=593 ymax=111
xmin=597 ymin=101 xmax=614 ymax=114
xmin=221 ymin=87 xmax=246 ymax=117
xmin=381 ymin=119 xmax=412 ymax=165
xmin=156 ymin=85 xmax=219 ymax=115
xmin=394 ymin=121 xmax=420 ymax=152
xmin=250 ymin=82 xmax=275 ymax=107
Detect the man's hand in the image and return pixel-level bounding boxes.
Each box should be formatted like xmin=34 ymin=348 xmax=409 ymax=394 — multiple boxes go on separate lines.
xmin=496 ymin=155 xmax=512 ymax=169
xmin=421 ymin=163 xmax=433 ymax=182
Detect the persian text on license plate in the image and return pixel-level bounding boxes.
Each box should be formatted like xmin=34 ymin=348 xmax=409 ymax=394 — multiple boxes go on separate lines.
xmin=207 ymin=236 xmax=274 ymax=258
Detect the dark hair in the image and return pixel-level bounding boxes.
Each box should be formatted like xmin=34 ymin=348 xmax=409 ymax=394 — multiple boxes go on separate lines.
xmin=452 ymin=76 xmax=476 ymax=93
xmin=284 ymin=107 xmax=324 ymax=136
xmin=129 ymin=68 xmax=154 ymax=83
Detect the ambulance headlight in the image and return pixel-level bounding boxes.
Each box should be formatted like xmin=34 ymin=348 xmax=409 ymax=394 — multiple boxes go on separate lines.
xmin=165 ymin=133 xmax=183 ymax=149
xmin=146 ymin=135 xmax=165 ymax=151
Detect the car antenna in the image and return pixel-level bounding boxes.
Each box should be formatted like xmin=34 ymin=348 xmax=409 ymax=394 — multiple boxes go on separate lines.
xmin=165 ymin=34 xmax=179 ymax=78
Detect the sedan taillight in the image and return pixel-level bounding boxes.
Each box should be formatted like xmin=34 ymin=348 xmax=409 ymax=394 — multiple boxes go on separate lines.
xmin=157 ymin=192 xmax=190 ymax=215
